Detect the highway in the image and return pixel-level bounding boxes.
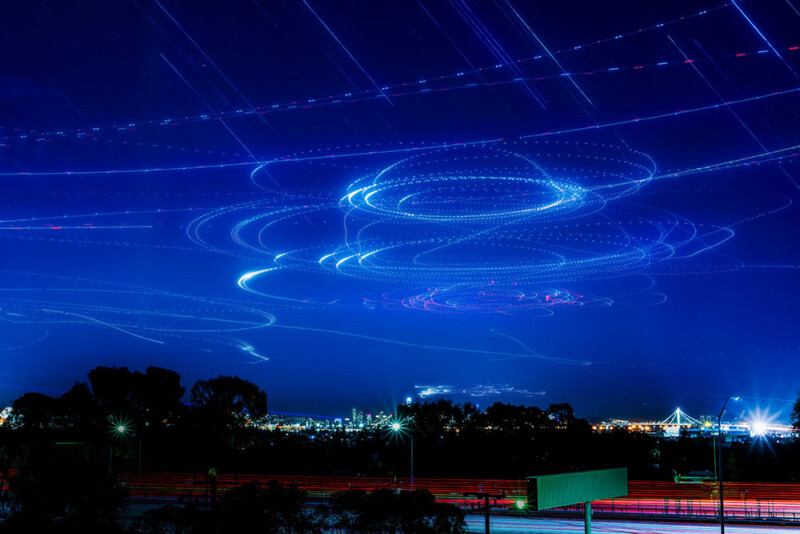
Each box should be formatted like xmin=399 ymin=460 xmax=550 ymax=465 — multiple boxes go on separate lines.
xmin=112 ymin=472 xmax=800 ymax=523
xmin=465 ymin=516 xmax=800 ymax=533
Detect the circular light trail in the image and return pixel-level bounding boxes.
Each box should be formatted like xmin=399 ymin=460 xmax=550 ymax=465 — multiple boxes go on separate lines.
xmin=188 ymin=141 xmax=740 ymax=314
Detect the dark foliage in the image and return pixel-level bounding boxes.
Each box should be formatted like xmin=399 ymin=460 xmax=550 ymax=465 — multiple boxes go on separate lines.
xmin=332 ymin=488 xmax=465 ymax=534
xmin=191 ymin=375 xmax=268 ymax=430
xmin=0 ymin=447 xmax=126 ymax=534
xmin=89 ymin=366 xmax=185 ymax=428
xmin=132 ymin=481 xmax=323 ymax=533
xmin=10 ymin=393 xmax=58 ymax=430
xmin=132 ymin=485 xmax=462 ymax=534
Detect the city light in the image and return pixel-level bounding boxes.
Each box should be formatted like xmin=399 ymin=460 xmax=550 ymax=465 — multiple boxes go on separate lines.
xmin=751 ymin=420 xmax=767 ymax=437
xmin=747 ymin=407 xmax=784 ymax=439
xmin=591 ymin=406 xmax=797 ymax=440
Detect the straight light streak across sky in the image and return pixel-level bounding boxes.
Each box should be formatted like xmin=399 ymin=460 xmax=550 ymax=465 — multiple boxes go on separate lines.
xmin=4 ymin=84 xmax=800 ymax=177
xmin=301 ymin=0 xmax=393 ymax=106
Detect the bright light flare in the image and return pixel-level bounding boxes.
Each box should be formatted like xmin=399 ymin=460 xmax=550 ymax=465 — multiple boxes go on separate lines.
xmin=747 ymin=407 xmax=783 ymax=439
xmin=108 ymin=414 xmax=135 ymax=439
xmin=751 ymin=420 xmax=767 ymax=436
xmin=386 ymin=417 xmax=411 ymax=441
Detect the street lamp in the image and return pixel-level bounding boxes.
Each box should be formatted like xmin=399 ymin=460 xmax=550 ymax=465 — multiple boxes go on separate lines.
xmin=717 ymin=396 xmax=739 ymax=534
xmin=389 ymin=420 xmax=414 ymax=490
xmin=109 ymin=423 xmax=128 ymax=475
xmin=108 ymin=416 xmax=141 ymax=476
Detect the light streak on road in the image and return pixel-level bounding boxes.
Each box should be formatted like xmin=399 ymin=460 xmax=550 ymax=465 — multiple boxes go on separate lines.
xmin=465 ymin=516 xmax=799 ymax=533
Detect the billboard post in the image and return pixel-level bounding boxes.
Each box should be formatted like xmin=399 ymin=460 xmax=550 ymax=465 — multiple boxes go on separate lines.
xmin=584 ymin=502 xmax=591 ymax=534
xmin=527 ymin=468 xmax=627 ymax=534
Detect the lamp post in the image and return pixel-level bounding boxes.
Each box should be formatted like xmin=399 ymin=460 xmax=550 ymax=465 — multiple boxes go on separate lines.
xmin=390 ymin=421 xmax=413 ymax=490
xmin=717 ymin=396 xmax=739 ymax=534
xmin=109 ymin=419 xmax=141 ymax=476
xmin=109 ymin=423 xmax=127 ymax=475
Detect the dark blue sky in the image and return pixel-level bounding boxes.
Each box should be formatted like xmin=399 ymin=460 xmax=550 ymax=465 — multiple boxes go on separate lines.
xmin=1 ymin=0 xmax=799 ymax=421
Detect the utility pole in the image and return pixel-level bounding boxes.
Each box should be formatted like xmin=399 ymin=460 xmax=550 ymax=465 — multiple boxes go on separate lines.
xmin=389 ymin=421 xmax=413 ymax=490
xmin=410 ymin=433 xmax=414 ymax=491
xmin=717 ymin=396 xmax=739 ymax=534
xmin=464 ymin=491 xmax=505 ymax=534
xmin=718 ymin=414 xmax=725 ymax=534
xmin=208 ymin=467 xmax=217 ymax=504
xmin=484 ymin=494 xmax=490 ymax=534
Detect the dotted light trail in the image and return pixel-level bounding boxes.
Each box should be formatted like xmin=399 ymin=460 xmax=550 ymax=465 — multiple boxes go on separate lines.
xmin=2 ymin=0 xmax=796 ymax=366
xmin=184 ymin=141 xmax=782 ymax=315
xmin=4 ymin=82 xmax=799 ymax=178
xmin=0 ymin=2 xmax=732 ymax=145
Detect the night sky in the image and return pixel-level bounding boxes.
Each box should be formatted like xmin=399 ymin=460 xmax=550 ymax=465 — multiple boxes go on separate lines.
xmin=1 ymin=1 xmax=799 ymax=421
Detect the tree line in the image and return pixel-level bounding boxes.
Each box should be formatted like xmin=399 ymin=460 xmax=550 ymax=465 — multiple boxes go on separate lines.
xmin=2 ymin=365 xmax=799 ymax=483
xmin=8 ymin=366 xmax=267 ymax=432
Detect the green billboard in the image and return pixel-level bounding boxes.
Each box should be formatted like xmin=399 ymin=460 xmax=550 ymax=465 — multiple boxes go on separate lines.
xmin=527 ymin=468 xmax=627 ymax=510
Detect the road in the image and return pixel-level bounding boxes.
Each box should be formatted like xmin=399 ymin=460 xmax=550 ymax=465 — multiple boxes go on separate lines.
xmin=109 ymin=472 xmax=800 ymax=523
xmin=115 ymin=472 xmax=800 ymax=521
xmin=466 ymin=516 xmax=800 ymax=533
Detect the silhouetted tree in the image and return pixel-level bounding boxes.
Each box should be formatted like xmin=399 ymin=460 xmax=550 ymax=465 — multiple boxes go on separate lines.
xmin=546 ymin=403 xmax=577 ymax=426
xmin=10 ymin=392 xmax=57 ymax=429
xmin=791 ymin=394 xmax=800 ymax=428
xmin=453 ymin=402 xmax=481 ymax=432
xmin=87 ymin=366 xmax=184 ymax=427
xmin=190 ymin=376 xmax=267 ymax=429
xmin=58 ymin=382 xmax=97 ymax=429
xmin=399 ymin=400 xmax=460 ymax=436
xmin=139 ymin=366 xmax=185 ymax=428
xmin=88 ymin=366 xmax=140 ymax=415
xmin=483 ymin=402 xmax=552 ymax=433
